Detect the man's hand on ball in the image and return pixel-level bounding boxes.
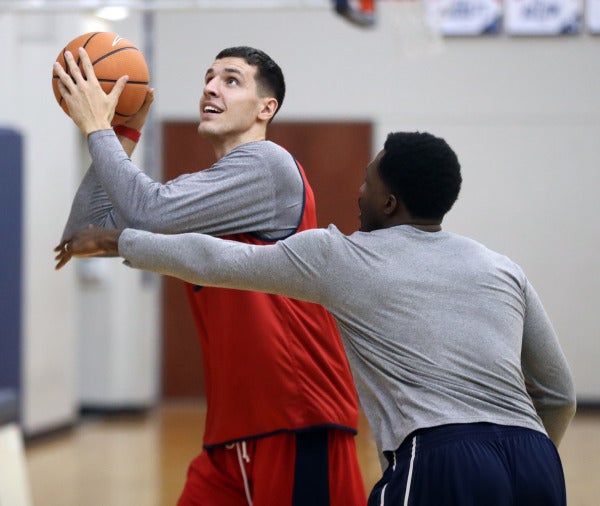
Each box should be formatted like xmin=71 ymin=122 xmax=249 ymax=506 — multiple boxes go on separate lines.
xmin=122 ymin=87 xmax=155 ymax=131
xmin=54 ymin=48 xmax=128 ymax=135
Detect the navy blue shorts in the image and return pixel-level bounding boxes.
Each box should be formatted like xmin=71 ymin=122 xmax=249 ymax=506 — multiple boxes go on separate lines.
xmin=368 ymin=423 xmax=566 ymax=506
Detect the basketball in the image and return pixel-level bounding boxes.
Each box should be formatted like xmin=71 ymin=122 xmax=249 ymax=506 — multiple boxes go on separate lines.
xmin=52 ymin=32 xmax=149 ymax=125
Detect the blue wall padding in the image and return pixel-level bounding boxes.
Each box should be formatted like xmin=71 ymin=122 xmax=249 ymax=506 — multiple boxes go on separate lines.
xmin=0 ymin=128 xmax=23 ymax=410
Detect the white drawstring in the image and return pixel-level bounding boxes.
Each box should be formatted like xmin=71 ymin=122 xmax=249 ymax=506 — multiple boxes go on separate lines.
xmin=241 ymin=441 xmax=250 ymax=463
xmin=380 ymin=452 xmax=397 ymax=505
xmin=235 ymin=442 xmax=253 ymax=506
xmin=379 ymin=483 xmax=388 ymax=506
xmin=381 ymin=437 xmax=415 ymax=506
xmin=403 ymin=436 xmax=417 ymax=506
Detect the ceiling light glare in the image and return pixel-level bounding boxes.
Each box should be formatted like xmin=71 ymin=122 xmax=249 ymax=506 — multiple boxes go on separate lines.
xmin=95 ymin=6 xmax=130 ymax=21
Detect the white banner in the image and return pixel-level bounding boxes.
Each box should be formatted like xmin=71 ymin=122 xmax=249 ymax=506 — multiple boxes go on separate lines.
xmin=426 ymin=0 xmax=503 ymax=35
xmin=587 ymin=0 xmax=600 ymax=32
xmin=505 ymin=0 xmax=582 ymax=34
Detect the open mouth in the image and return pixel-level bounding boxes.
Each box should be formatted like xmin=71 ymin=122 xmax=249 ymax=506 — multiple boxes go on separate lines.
xmin=203 ymin=105 xmax=222 ymax=114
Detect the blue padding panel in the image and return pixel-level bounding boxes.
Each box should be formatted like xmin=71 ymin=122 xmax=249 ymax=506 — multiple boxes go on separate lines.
xmin=0 ymin=128 xmax=22 ymax=407
xmin=0 ymin=389 xmax=18 ymax=425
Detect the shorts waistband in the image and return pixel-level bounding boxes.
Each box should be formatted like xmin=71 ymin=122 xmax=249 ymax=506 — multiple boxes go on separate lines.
xmin=392 ymin=423 xmax=545 ymax=461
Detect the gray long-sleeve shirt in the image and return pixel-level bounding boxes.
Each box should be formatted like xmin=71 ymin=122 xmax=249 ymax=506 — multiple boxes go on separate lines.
xmin=118 ymin=224 xmax=576 ymax=460
xmin=62 ymin=130 xmax=304 ymax=239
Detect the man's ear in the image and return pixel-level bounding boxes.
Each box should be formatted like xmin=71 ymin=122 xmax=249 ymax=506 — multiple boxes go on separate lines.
xmin=258 ymin=97 xmax=278 ymax=122
xmin=383 ymin=193 xmax=398 ymax=216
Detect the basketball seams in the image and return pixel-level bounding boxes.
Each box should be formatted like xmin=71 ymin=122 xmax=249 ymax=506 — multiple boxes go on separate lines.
xmin=78 ymin=32 xmax=100 ymax=68
xmin=97 ymin=79 xmax=150 ymax=85
xmin=56 ymin=32 xmax=98 ymax=107
xmin=91 ymin=46 xmax=140 ymax=66
xmin=83 ymin=32 xmax=101 ymax=48
xmin=92 ymin=47 xmax=149 ymax=84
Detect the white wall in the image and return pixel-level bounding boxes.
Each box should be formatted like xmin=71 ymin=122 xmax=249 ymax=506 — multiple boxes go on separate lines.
xmin=1 ymin=2 xmax=598 ymax=433
xmin=0 ymin=12 xmax=81 ymax=434
xmin=152 ymin=5 xmax=600 ymax=399
xmin=0 ymin=11 xmax=160 ymax=434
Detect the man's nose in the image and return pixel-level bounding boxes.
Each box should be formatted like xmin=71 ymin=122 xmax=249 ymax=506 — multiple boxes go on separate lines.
xmin=203 ymin=77 xmax=218 ymax=96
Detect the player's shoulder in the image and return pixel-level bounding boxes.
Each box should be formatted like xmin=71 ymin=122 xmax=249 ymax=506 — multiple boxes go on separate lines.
xmin=257 ymin=140 xmax=296 ymax=165
xmin=228 ymin=140 xmax=296 ymax=171
xmin=282 ymin=224 xmax=343 ymax=261
xmin=235 ymin=139 xmax=291 ymax=158
xmin=450 ymin=232 xmax=527 ymax=279
xmin=287 ymin=224 xmax=343 ymax=243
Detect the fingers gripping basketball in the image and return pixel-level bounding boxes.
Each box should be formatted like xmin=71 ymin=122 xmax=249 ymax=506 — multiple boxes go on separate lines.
xmin=52 ymin=32 xmax=149 ymax=125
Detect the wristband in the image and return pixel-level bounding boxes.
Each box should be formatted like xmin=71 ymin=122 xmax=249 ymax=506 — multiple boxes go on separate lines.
xmin=113 ymin=125 xmax=141 ymax=143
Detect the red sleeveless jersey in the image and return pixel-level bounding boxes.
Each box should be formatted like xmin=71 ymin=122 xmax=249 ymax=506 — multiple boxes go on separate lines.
xmin=185 ymin=161 xmax=359 ymax=447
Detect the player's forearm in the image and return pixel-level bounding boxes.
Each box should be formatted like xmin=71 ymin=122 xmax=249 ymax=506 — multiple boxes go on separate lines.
xmin=119 ymin=229 xmax=263 ymax=288
xmin=118 ymin=229 xmax=324 ymax=304
xmin=535 ymin=400 xmax=577 ymax=447
xmin=526 ymin=368 xmax=576 ymax=447
xmin=87 ymin=130 xmax=159 ymax=227
xmin=87 ymin=132 xmax=281 ymax=236
xmin=62 ymin=166 xmax=119 ymax=240
xmin=116 ymin=135 xmax=137 ymax=158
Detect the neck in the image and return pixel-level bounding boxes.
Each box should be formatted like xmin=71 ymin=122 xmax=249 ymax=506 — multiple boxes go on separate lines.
xmin=211 ymin=134 xmax=265 ymax=160
xmin=389 ymin=202 xmax=443 ymax=232
xmin=390 ymin=216 xmax=442 ymax=232
xmin=207 ymin=123 xmax=268 ymax=160
xmin=407 ymin=223 xmax=442 ymax=232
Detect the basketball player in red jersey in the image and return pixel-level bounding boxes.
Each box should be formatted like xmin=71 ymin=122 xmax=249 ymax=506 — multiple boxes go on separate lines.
xmin=54 ymin=46 xmax=366 ymax=505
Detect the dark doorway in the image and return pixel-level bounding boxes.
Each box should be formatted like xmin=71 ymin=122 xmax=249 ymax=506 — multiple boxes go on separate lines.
xmin=161 ymin=121 xmax=372 ymax=398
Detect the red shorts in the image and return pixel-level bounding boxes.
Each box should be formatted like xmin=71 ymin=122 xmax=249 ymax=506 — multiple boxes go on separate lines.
xmin=177 ymin=428 xmax=366 ymax=506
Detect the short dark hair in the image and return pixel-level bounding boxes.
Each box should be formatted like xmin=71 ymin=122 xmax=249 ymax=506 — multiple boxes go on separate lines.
xmin=379 ymin=132 xmax=462 ymax=220
xmin=215 ymin=46 xmax=286 ymax=120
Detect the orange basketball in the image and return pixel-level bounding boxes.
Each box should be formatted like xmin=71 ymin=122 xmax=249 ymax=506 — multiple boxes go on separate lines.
xmin=52 ymin=32 xmax=149 ymax=126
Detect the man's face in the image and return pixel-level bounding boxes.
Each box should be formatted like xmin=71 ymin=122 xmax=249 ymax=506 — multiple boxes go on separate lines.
xmin=198 ymin=57 xmax=266 ymax=139
xmin=358 ymin=150 xmax=390 ymax=232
